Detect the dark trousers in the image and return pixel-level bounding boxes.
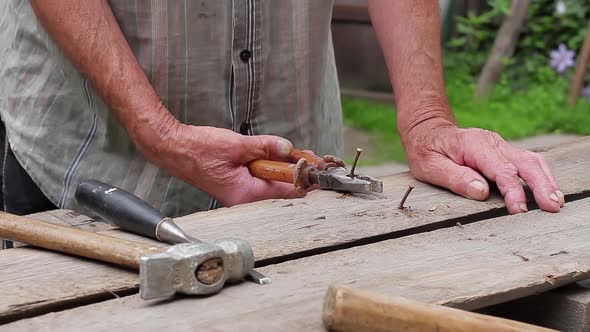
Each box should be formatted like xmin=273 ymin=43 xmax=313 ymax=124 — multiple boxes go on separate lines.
xmin=0 ymin=121 xmax=57 ymax=248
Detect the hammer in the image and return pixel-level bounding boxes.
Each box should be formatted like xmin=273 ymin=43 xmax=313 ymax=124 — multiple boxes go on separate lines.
xmin=74 ymin=180 xmax=270 ymax=285
xmin=322 ymin=284 xmax=556 ymax=332
xmin=0 ymin=211 xmax=254 ymax=300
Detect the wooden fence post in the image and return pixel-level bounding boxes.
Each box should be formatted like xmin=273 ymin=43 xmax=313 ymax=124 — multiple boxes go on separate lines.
xmin=567 ymin=20 xmax=590 ymax=106
xmin=475 ymin=0 xmax=531 ymax=99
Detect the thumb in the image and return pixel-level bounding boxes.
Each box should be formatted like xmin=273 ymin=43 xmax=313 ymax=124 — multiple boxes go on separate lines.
xmin=413 ymin=155 xmax=490 ymax=201
xmin=238 ymin=135 xmax=293 ymax=163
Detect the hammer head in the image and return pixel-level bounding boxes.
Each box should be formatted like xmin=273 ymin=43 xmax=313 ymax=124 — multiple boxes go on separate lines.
xmin=139 ymin=240 xmax=255 ymax=300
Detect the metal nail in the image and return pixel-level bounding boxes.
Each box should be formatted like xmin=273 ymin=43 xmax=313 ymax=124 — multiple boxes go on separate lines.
xmin=398 ymin=184 xmax=415 ymax=210
xmin=349 ymin=148 xmax=363 ymax=178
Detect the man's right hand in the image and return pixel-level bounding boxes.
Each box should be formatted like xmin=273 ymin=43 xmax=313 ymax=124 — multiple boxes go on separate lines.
xmin=139 ymin=119 xmax=303 ymax=207
xmin=31 ymin=1 xmax=302 ymax=207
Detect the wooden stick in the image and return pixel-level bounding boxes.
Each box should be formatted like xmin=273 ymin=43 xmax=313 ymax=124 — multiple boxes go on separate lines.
xmin=568 ymin=20 xmax=590 ymax=105
xmin=0 ymin=211 xmax=162 ymax=269
xmin=322 ymin=284 xmax=556 ymax=332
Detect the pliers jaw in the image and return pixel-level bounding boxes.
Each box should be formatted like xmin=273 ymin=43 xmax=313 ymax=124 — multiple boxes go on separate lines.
xmin=310 ymin=167 xmax=384 ymax=194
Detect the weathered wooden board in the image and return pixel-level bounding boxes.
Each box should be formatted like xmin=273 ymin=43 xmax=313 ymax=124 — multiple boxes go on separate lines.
xmin=6 ymin=198 xmax=590 ymax=331
xmin=0 ymin=138 xmax=589 ymax=323
xmin=171 ymin=137 xmax=590 ymax=260
xmin=27 ymin=209 xmax=111 ymax=232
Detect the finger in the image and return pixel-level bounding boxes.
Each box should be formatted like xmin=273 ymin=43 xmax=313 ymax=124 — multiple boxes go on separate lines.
xmin=537 ymin=154 xmax=564 ymax=206
xmin=539 ymin=159 xmax=564 ymax=206
xmin=412 ymin=154 xmax=490 ymax=201
xmin=238 ymin=135 xmax=293 ymax=163
xmin=248 ymin=178 xmax=305 ymax=201
xmin=536 ymin=155 xmax=558 ymax=189
xmin=466 ymin=147 xmax=528 ymax=214
xmin=499 ymin=145 xmax=562 ymax=212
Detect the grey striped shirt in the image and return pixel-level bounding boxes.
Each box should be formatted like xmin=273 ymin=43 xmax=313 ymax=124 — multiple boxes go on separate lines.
xmin=0 ymin=0 xmax=343 ymax=217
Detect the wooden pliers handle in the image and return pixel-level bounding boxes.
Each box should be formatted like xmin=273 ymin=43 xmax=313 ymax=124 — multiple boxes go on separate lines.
xmin=247 ymin=149 xmax=346 ymax=193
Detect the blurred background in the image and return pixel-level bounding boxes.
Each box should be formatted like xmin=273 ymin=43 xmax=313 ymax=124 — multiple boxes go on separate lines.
xmin=333 ymin=0 xmax=590 ymax=174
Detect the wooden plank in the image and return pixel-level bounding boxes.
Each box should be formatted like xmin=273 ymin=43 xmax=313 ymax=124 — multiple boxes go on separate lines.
xmin=332 ymin=15 xmax=391 ymax=91
xmin=485 ymin=280 xmax=590 ymax=331
xmin=170 ymin=137 xmax=590 ymax=259
xmin=6 ymin=198 xmax=590 ymax=331
xmin=27 ymin=209 xmax=111 ymax=232
xmin=0 ymin=138 xmax=589 ymax=322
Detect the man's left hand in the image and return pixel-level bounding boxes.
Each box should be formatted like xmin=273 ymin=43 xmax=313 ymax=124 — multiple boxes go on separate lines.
xmin=403 ymin=121 xmax=565 ymax=214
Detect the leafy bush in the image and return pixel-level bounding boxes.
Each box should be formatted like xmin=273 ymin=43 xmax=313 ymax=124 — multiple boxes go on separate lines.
xmin=448 ymin=0 xmax=589 ymax=85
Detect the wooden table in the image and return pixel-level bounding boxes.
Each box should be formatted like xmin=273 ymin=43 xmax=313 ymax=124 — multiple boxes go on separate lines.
xmin=1 ymin=138 xmax=590 ymax=331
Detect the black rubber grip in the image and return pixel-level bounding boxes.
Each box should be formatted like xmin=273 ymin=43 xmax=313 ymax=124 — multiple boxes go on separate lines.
xmin=75 ymin=179 xmax=164 ymax=240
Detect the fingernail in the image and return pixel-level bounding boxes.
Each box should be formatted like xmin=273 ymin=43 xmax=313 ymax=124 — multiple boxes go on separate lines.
xmin=466 ymin=180 xmax=486 ymax=200
xmin=519 ymin=203 xmax=528 ymax=213
xmin=277 ymin=139 xmax=292 ymax=157
xmin=556 ymin=190 xmax=565 ymax=206
xmin=549 ymin=192 xmax=559 ymax=204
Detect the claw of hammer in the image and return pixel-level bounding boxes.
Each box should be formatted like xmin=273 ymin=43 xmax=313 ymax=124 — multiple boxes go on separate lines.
xmin=247 ymin=269 xmax=272 ymax=285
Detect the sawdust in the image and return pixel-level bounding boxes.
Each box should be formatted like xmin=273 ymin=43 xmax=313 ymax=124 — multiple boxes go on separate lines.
xmin=399 ymin=207 xmax=416 ymax=218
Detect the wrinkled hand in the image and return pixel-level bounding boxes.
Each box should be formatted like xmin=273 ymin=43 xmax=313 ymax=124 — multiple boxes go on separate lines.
xmin=142 ymin=124 xmax=303 ymax=207
xmin=403 ymin=122 xmax=565 ymax=214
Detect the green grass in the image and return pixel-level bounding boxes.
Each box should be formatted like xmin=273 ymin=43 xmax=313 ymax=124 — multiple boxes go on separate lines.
xmin=342 ymin=66 xmax=590 ymax=163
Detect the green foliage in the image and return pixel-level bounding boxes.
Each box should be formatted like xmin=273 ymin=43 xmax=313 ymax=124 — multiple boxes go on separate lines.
xmin=449 ymin=0 xmax=590 ymax=85
xmin=342 ymin=64 xmax=590 ymax=163
xmin=449 ymin=0 xmax=511 ymax=52
xmin=341 ymin=98 xmax=404 ymax=163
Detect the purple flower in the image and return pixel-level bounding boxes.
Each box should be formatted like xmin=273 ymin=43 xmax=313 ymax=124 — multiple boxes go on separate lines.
xmin=550 ymin=44 xmax=575 ymax=73
xmin=582 ymin=85 xmax=590 ymax=103
xmin=555 ymin=0 xmax=566 ymax=16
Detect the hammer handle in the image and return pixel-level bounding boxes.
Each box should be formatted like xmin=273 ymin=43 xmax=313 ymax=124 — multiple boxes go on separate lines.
xmin=0 ymin=211 xmax=162 ymax=269
xmin=247 ymin=160 xmax=296 ymax=184
xmin=323 ymin=285 xmax=556 ymax=332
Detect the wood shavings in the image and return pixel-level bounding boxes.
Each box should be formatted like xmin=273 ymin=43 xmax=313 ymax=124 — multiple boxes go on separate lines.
xmin=573 ymin=261 xmax=588 ymax=278
xmin=546 ymin=274 xmax=558 ymax=285
xmin=400 ymin=207 xmax=415 ymax=218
